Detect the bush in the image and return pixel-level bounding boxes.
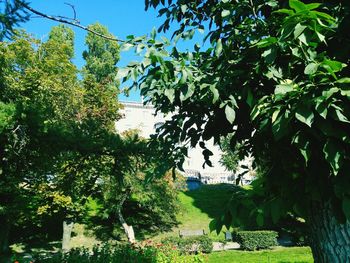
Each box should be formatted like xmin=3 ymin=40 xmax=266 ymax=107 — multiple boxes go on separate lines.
xmin=32 ymin=242 xmax=204 ymax=263
xmin=235 ymin=230 xmax=278 ymax=251
xmin=162 ymin=235 xmax=213 ymax=254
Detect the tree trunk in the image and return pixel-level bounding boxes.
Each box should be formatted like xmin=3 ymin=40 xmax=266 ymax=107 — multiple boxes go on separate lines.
xmin=62 ymin=220 xmax=74 ymax=251
xmin=117 ymin=193 xmax=135 ymax=243
xmin=0 ymin=216 xmax=11 ymax=263
xmin=117 ymin=210 xmax=135 ymax=243
xmin=308 ymin=201 xmax=350 ymax=263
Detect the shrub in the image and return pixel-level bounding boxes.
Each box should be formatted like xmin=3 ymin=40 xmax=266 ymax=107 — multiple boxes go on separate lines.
xmin=162 ymin=235 xmax=213 ymax=254
xmin=32 ymin=242 xmax=204 ymax=263
xmin=236 ymin=230 xmax=278 ymax=251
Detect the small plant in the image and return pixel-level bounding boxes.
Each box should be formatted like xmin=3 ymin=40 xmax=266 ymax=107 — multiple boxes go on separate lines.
xmin=162 ymin=235 xmax=213 ymax=254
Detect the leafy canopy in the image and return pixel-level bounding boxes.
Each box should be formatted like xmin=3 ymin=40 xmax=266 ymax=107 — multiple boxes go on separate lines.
xmin=118 ymin=0 xmax=350 ymax=229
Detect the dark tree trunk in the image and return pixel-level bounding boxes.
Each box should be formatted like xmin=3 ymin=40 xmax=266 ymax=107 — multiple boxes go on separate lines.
xmin=308 ymin=201 xmax=350 ymax=263
xmin=0 ymin=215 xmax=11 ymax=262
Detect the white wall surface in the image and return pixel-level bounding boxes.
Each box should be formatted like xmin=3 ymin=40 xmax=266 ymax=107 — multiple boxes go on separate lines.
xmin=115 ymin=101 xmax=234 ymax=182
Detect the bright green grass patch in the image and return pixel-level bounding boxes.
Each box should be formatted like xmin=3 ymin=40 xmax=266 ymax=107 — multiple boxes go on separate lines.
xmin=154 ymin=184 xmax=234 ymax=241
xmin=206 ymin=247 xmax=313 ymax=263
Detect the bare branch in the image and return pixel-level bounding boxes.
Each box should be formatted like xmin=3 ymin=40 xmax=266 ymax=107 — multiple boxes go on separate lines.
xmin=64 ymin=2 xmax=77 ymax=21
xmin=16 ymin=0 xmax=126 ymax=43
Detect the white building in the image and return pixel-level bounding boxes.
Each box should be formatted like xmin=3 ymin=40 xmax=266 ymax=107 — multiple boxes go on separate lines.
xmin=115 ymin=101 xmax=235 ymax=184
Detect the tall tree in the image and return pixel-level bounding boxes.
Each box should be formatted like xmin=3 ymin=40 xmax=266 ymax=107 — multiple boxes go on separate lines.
xmin=0 ymin=28 xmax=80 ymax=258
xmin=119 ymin=0 xmax=350 ymax=261
xmin=83 ymin=22 xmax=120 ymax=84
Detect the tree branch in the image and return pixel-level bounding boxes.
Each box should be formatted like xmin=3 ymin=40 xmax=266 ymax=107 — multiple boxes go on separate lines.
xmin=16 ymin=0 xmax=126 ymax=43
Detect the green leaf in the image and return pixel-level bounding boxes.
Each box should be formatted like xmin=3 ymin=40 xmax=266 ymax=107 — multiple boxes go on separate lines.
xmin=180 ymin=69 xmax=188 ymax=84
xmin=294 ymin=23 xmax=307 ymax=39
xmin=321 ymin=59 xmax=347 ymax=76
xmin=210 ymin=85 xmax=219 ymax=103
xmin=292 ymin=132 xmax=311 ymax=165
xmin=180 ymin=4 xmax=187 ymax=14
xmin=209 ymin=219 xmax=217 ymax=233
xmin=305 ymin=3 xmax=322 ymax=10
xmin=225 ymin=105 xmax=236 ymax=124
xmin=275 ymin=82 xmax=294 ymax=95
xmin=342 ymin=198 xmax=350 ymax=220
xmin=322 ymin=87 xmax=339 ymax=99
xmin=315 ymin=99 xmax=328 ymax=119
xmin=304 ymin=63 xmax=318 ymax=75
xmin=323 ymin=140 xmax=343 ymax=175
xmin=209 ymin=218 xmax=223 ymax=235
xmin=221 ymin=10 xmax=230 ymax=18
xmin=337 ymin=78 xmax=350 ymax=84
xmin=273 ymin=9 xmax=295 ymax=16
xmin=164 ymin=88 xmax=175 ymax=103
xmin=272 ymin=111 xmax=290 ymax=140
xmin=116 ymin=68 xmax=130 ymax=79
xmin=256 ymin=37 xmax=277 ymax=48
xmin=120 ymin=43 xmax=134 ymax=51
xmin=298 ymin=32 xmax=308 ymax=45
xmin=271 ymin=109 xmax=280 ymax=123
xmin=289 ymin=0 xmax=307 ymax=12
xmin=295 ymin=106 xmax=314 ymax=127
xmin=215 ymin=39 xmax=223 ymax=57
xmin=333 ymin=108 xmax=350 ymax=123
xmin=262 ymin=46 xmax=277 ymax=64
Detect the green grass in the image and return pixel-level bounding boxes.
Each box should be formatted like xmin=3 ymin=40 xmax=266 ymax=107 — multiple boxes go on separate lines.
xmin=154 ymin=184 xmax=234 ymax=241
xmin=206 ymin=247 xmax=313 ymax=263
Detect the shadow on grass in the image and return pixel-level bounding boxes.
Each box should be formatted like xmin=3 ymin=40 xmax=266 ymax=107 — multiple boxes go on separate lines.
xmin=182 ymin=183 xmax=236 ymax=219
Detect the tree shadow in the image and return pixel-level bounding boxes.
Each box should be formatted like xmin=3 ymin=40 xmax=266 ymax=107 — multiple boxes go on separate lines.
xmin=182 ymin=184 xmax=236 ymax=220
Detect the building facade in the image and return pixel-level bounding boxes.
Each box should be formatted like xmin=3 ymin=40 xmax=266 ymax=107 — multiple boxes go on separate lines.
xmin=115 ymin=101 xmax=236 ymax=184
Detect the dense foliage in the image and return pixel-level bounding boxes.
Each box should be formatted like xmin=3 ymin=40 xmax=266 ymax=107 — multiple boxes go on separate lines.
xmin=119 ymin=0 xmax=350 ymax=261
xmin=234 ymin=230 xmax=278 ymax=251
xmin=31 ymin=243 xmax=204 ymax=263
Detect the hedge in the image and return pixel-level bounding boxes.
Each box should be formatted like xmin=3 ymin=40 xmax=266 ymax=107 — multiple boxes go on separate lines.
xmin=162 ymin=235 xmax=213 ymax=254
xmin=235 ymin=230 xmax=278 ymax=251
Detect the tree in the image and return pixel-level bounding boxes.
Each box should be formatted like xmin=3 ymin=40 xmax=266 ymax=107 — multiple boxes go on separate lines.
xmin=30 ymin=23 xmax=121 ymax=251
xmin=119 ymin=0 xmax=350 ymax=261
xmin=83 ymin=22 xmax=120 ymax=84
xmin=0 ymin=24 xmax=120 ymax=257
xmin=0 ymin=28 xmax=80 ymax=258
xmin=86 ymin=131 xmax=179 ymax=243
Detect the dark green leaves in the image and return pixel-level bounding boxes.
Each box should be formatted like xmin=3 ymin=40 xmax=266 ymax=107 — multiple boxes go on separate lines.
xmin=295 ymin=106 xmax=314 ymax=127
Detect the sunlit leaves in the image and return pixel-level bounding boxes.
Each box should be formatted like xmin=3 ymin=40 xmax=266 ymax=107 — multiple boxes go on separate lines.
xmin=225 ymin=105 xmax=236 ymax=124
xmin=323 ymin=140 xmax=343 ymax=175
xmin=295 ymin=106 xmax=314 ymax=127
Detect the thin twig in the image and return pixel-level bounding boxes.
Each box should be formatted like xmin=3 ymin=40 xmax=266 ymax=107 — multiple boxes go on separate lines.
xmin=249 ymin=0 xmax=257 ymax=19
xmin=64 ymin=2 xmax=77 ymax=21
xmin=16 ymin=0 xmax=126 ymax=42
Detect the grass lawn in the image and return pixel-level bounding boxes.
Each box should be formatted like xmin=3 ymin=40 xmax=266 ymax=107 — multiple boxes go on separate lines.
xmin=154 ymin=184 xmax=234 ymax=241
xmin=206 ymin=247 xmax=313 ymax=263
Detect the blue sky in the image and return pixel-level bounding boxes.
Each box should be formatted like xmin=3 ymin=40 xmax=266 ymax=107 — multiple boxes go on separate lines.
xmin=22 ymin=1 xmax=206 ymax=102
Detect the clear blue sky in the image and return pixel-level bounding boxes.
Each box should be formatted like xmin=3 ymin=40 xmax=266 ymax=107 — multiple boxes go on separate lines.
xmin=22 ymin=0 xmax=169 ymax=102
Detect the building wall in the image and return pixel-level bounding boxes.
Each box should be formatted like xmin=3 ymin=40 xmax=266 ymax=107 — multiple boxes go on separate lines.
xmin=115 ymin=101 xmax=235 ymax=184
